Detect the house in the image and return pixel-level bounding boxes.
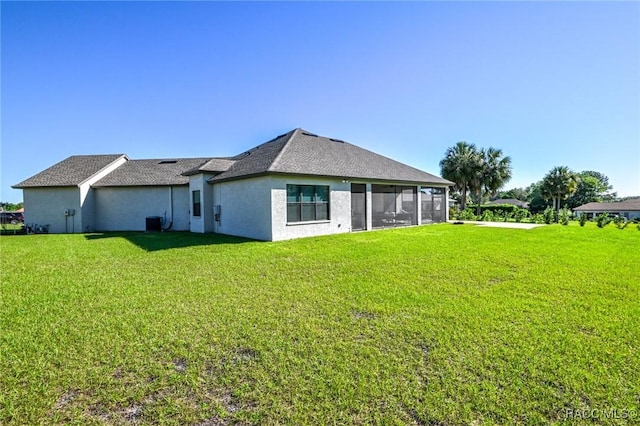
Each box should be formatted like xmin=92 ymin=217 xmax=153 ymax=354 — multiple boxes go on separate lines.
xmin=572 ymin=199 xmax=640 ymax=220
xmin=13 ymin=128 xmax=452 ymax=241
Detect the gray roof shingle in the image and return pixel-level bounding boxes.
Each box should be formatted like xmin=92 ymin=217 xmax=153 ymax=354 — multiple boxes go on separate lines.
xmin=486 ymin=198 xmax=530 ymax=208
xmin=210 ymin=129 xmax=453 ymax=185
xmin=92 ymin=158 xmax=212 ymax=187
xmin=13 ymin=154 xmax=126 ymax=188
xmin=14 ymin=129 xmax=453 ymax=190
xmin=573 ymin=199 xmax=640 ymax=211
xmin=182 ymin=158 xmax=237 ymax=176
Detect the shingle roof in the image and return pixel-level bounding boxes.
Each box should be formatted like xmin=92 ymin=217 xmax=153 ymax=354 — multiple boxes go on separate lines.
xmin=13 ymin=154 xmax=126 ymax=188
xmin=182 ymin=158 xmax=237 ymax=176
xmin=92 ymin=158 xmax=212 ymax=187
xmin=486 ymin=198 xmax=530 ymax=208
xmin=573 ymin=199 xmax=640 ymax=212
xmin=209 ymin=128 xmax=453 ymax=185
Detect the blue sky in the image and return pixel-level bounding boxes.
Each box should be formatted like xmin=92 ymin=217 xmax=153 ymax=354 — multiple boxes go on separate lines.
xmin=2 ymin=1 xmax=639 ymax=203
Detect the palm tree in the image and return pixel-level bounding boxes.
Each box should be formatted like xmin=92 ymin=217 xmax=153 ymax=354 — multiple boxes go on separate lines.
xmin=540 ymin=166 xmax=580 ymax=212
xmin=482 ymin=147 xmax=512 ymax=198
xmin=467 ymin=148 xmax=512 ymax=215
xmin=439 ymin=142 xmax=481 ymax=210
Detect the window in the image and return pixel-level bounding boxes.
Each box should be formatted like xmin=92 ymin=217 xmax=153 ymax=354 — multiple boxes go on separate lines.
xmin=192 ymin=190 xmax=201 ymax=217
xmin=287 ymin=185 xmax=330 ymax=223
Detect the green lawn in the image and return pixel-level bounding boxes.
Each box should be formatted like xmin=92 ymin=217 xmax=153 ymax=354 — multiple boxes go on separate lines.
xmin=1 ymin=224 xmax=638 ymax=425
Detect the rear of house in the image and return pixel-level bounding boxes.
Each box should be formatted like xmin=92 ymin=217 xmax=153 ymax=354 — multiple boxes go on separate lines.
xmin=14 ymin=129 xmax=452 ymax=241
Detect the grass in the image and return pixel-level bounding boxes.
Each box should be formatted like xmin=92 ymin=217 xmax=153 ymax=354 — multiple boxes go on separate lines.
xmin=1 ymin=224 xmax=638 ymax=425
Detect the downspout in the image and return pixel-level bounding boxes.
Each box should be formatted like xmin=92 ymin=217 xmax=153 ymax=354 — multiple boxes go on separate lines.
xmin=162 ymin=186 xmax=173 ymax=231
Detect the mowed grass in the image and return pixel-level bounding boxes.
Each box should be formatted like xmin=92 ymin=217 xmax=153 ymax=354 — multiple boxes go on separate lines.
xmin=1 ymin=224 xmax=638 ymax=425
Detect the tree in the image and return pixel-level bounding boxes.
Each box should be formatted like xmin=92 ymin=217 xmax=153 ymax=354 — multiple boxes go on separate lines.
xmin=482 ymin=148 xmax=512 ymax=199
xmin=540 ymin=166 xmax=579 ymax=212
xmin=0 ymin=202 xmax=23 ymax=212
xmin=526 ymin=182 xmax=550 ymax=214
xmin=468 ymin=148 xmax=513 ymax=214
xmin=440 ymin=143 xmax=512 ymax=213
xmin=439 ymin=142 xmax=482 ymax=210
xmin=496 ymin=187 xmax=529 ymax=201
xmin=565 ymin=170 xmax=616 ymax=209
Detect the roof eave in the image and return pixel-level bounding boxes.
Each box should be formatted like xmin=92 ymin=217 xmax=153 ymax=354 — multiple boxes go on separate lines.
xmin=92 ymin=182 xmax=189 ymax=188
xmin=209 ymin=171 xmax=453 ymax=186
xmin=12 ymin=183 xmax=78 ymax=189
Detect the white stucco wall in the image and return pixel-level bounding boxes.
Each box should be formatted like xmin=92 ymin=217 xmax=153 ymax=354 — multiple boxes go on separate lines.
xmin=94 ymin=186 xmax=190 ymax=231
xmin=189 ymin=174 xmax=215 ymax=233
xmin=212 ymin=176 xmax=273 ymax=241
xmin=211 ymin=176 xmax=351 ymax=241
xmin=212 ymin=176 xmax=448 ymax=241
xmin=269 ymin=176 xmax=351 ymax=241
xmin=23 ymin=187 xmax=81 ymax=233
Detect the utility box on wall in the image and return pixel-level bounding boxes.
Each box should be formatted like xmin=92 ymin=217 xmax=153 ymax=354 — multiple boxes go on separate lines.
xmin=145 ymin=216 xmax=162 ymax=231
xmin=64 ymin=209 xmax=75 ymax=216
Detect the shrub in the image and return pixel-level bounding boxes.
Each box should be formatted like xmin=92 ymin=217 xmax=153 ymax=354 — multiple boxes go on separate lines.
xmin=449 ymin=206 xmax=460 ymax=220
xmin=480 ymin=210 xmax=494 ymax=222
xmin=514 ymin=208 xmax=529 ymax=223
xmin=531 ymin=213 xmax=545 ymax=224
xmin=469 ymin=204 xmax=519 ymax=214
xmin=596 ymin=213 xmax=611 ymax=228
xmin=458 ymin=208 xmax=477 ymax=221
xmin=558 ymin=208 xmax=571 ymax=226
xmin=613 ymin=216 xmax=629 ymax=230
xmin=579 ymin=213 xmax=587 ymax=227
xmin=543 ymin=207 xmax=556 ymax=224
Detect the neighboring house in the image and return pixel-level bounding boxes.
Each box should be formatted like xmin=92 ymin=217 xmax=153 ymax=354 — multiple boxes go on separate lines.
xmin=572 ymin=199 xmax=640 ymax=220
xmin=13 ymin=128 xmax=453 ymax=241
xmin=486 ymin=198 xmax=529 ymax=209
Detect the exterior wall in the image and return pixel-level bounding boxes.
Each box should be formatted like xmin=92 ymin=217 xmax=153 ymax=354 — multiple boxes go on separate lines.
xmin=23 ymin=187 xmax=80 ymax=233
xmin=189 ymin=174 xmax=215 ymax=233
xmin=270 ymin=176 xmax=351 ymax=241
xmin=212 ymin=176 xmax=450 ymax=241
xmin=212 ymin=176 xmax=274 ymax=241
xmin=79 ymin=156 xmax=128 ymax=232
xmin=94 ymin=186 xmax=190 ymax=231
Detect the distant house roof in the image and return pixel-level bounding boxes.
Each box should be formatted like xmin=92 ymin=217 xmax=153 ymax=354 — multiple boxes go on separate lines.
xmin=92 ymin=158 xmax=212 ymax=187
xmin=573 ymin=199 xmax=640 ymax=212
xmin=13 ymin=154 xmax=126 ymax=188
xmin=209 ymin=128 xmax=453 ymax=186
xmin=486 ymin=198 xmax=529 ymax=208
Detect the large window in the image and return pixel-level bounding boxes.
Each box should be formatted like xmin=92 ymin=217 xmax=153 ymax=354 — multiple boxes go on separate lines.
xmin=371 ymin=185 xmax=417 ymax=228
xmin=287 ymin=185 xmax=330 ymax=223
xmin=192 ymin=190 xmax=201 ymax=217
